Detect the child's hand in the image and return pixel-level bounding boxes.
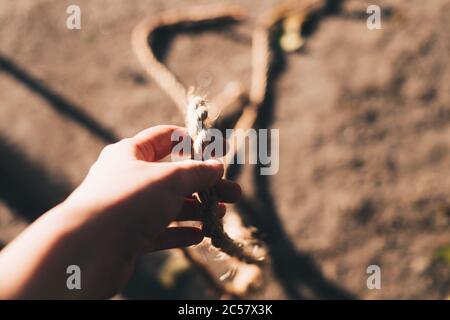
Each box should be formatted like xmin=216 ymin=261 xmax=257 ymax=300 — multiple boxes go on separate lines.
xmin=69 ymin=125 xmax=240 ymax=252
xmin=0 ymin=125 xmax=241 ymax=299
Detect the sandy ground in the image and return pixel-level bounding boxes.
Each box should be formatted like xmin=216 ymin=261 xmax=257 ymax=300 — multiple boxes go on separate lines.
xmin=0 ymin=0 xmax=449 ymax=299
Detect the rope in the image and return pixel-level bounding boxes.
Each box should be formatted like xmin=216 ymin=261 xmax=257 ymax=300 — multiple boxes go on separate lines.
xmin=186 ymin=94 xmax=264 ymax=265
xmin=132 ymin=4 xmax=264 ymax=266
xmin=131 ymin=4 xmax=246 ymax=114
xmin=131 ymin=0 xmax=329 ymax=289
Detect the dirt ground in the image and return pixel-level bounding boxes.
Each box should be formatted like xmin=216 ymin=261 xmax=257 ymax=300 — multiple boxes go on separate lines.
xmin=0 ymin=0 xmax=449 ymax=299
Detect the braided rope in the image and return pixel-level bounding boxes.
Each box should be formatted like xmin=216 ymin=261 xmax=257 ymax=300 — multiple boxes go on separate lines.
xmin=131 ymin=4 xmax=246 ymax=114
xmin=131 ymin=0 xmax=328 ymax=291
xmin=186 ymin=94 xmax=264 ymax=265
xmin=132 ymin=4 xmax=263 ymax=266
xmin=225 ymin=0 xmax=326 ymax=174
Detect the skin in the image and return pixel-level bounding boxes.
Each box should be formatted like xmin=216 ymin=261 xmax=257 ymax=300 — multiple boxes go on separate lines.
xmin=0 ymin=125 xmax=241 ymax=299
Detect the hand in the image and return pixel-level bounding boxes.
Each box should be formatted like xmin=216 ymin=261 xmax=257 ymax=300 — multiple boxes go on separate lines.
xmin=69 ymin=125 xmax=240 ymax=252
xmin=0 ymin=125 xmax=241 ymax=299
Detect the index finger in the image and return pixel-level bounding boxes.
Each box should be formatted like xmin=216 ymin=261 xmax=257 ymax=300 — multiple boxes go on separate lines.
xmin=132 ymin=125 xmax=188 ymax=162
xmin=164 ymin=159 xmax=224 ymax=196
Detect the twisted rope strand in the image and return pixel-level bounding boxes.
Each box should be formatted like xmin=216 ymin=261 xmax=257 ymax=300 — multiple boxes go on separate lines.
xmin=131 ymin=0 xmax=336 ymax=297
xmin=132 ymin=4 xmax=264 ymax=266
xmin=132 ymin=4 xmax=246 ymax=114
xmin=187 ymin=94 xmax=264 ymax=265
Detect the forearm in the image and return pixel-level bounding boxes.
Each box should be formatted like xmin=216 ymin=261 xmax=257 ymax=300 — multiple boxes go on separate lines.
xmin=0 ymin=201 xmax=137 ymax=299
xmin=0 ymin=126 xmax=232 ymax=299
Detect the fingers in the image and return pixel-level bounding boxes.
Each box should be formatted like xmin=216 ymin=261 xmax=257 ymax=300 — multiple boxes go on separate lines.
xmin=175 ymin=178 xmax=241 ymax=221
xmin=181 ymin=179 xmax=241 ymax=202
xmin=168 ymin=159 xmax=225 ymax=195
xmin=176 ymin=199 xmax=226 ymax=221
xmin=132 ymin=125 xmax=187 ymax=161
xmin=148 ymin=227 xmax=203 ymax=252
xmin=215 ymin=179 xmax=241 ymax=203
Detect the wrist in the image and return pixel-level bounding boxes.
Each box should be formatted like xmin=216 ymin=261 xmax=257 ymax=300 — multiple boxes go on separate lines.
xmin=56 ymin=196 xmax=143 ymax=261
